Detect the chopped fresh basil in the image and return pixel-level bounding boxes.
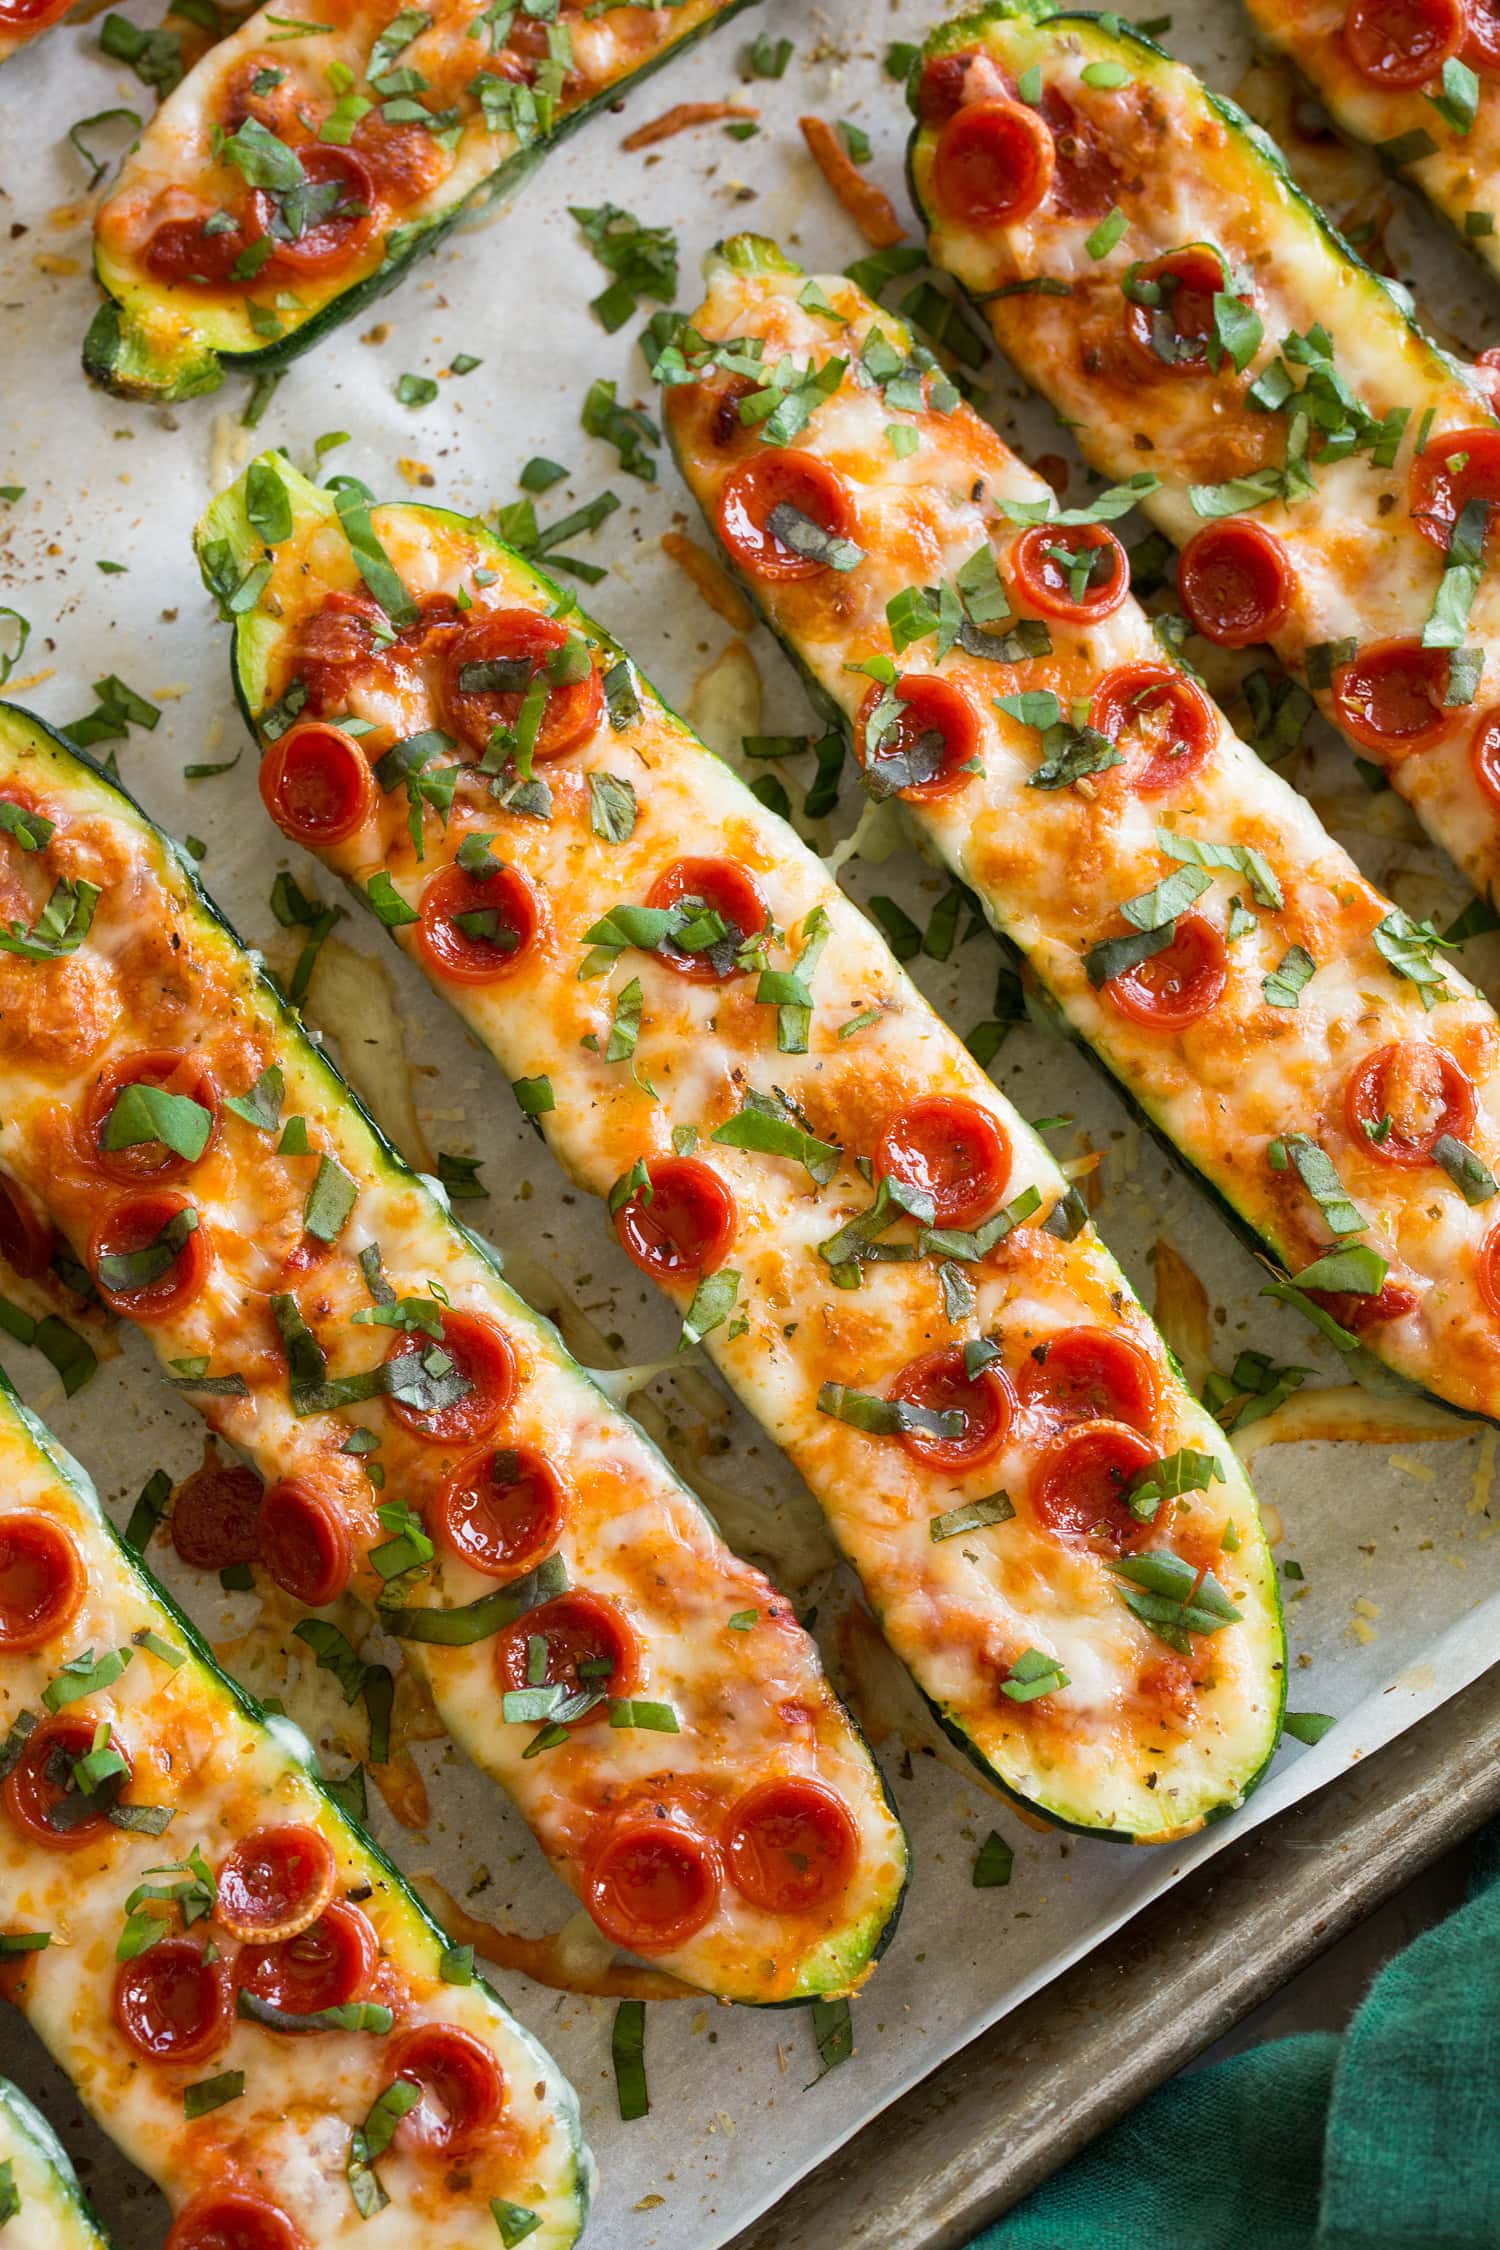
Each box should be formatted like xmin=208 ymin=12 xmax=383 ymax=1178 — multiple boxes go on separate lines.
xmin=1433 ymin=1133 xmax=1498 ymax=1205
xmin=711 ymin=1089 xmax=839 ymax=1184
xmin=1000 ymin=1646 xmax=1070 ymax=1701
xmin=102 ymin=1082 xmax=212 ymax=1163
xmin=1262 ymin=945 xmax=1316 ymax=1008
xmin=930 ymin=1493 xmax=1015 ymax=1542
xmin=95 ymin=1205 xmax=198 ymax=1296
xmin=612 ymin=1998 xmax=649 ymax=2119
xmin=816 ymin=1382 xmax=961 ymax=1442
xmin=973 ymin=1831 xmax=1014 ymax=1887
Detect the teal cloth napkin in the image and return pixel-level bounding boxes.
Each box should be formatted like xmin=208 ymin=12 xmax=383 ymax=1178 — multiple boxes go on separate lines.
xmin=974 ymin=1823 xmax=1500 ymax=2250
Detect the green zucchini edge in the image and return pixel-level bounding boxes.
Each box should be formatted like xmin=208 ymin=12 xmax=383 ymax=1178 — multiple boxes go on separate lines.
xmin=0 ymin=2075 xmax=114 ymax=2247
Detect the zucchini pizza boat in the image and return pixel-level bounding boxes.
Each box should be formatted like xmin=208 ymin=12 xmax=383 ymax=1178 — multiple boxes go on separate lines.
xmin=907 ymin=3 xmax=1500 ymax=906
xmin=0 ymin=1362 xmax=588 ymax=2247
xmin=194 ymin=456 xmax=1285 ymax=1843
xmin=1235 ymin=0 xmax=1500 ymax=279
xmin=0 ymin=699 xmax=906 ymax=2004
xmin=86 ymin=0 xmax=754 ymax=401
xmin=662 ymin=239 xmax=1500 ymax=1428
xmin=0 ymin=2079 xmax=113 ymax=2248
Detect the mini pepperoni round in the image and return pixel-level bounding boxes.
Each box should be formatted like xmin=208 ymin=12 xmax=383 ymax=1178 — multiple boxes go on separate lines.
xmin=440 ymin=609 xmax=603 ymax=761
xmin=1472 ymin=705 xmax=1500 ymax=810
xmin=433 ymin=1446 xmax=566 ymax=1581
xmin=1305 ymin=1278 xmax=1420 ymax=1333
xmin=890 ymin=1346 xmax=1015 ymax=1474
xmin=235 ymin=1901 xmax=377 ymax=2020
xmin=494 ymin=1589 xmax=640 ymax=1706
xmin=170 ymin=1463 xmax=263 ymax=1576
xmin=165 ymin=2193 xmax=307 ymax=2250
xmin=932 ymin=98 xmax=1057 ymax=225
xmin=90 ymin=1191 xmax=209 ymax=1322
xmin=1343 ymin=0 xmax=1463 ymax=84
xmin=1331 ymin=638 xmax=1455 ymax=758
xmin=114 ymin=1937 xmax=233 ymax=2065
xmin=3 ymin=1716 xmax=132 ymax=1852
xmin=1124 ymin=246 xmax=1245 ymax=377
xmin=918 ymin=51 xmax=978 ymax=126
xmin=257 ymin=1480 xmax=353 ymax=1607
xmin=144 ymin=213 xmax=248 ymax=288
xmin=1089 ymin=663 xmax=1217 ymax=794
xmin=585 ymin=1817 xmax=722 ymax=1954
xmin=295 ymin=592 xmax=393 ymax=716
xmin=717 ymin=452 xmax=858 ymax=581
xmin=1102 ymin=913 xmax=1228 ymax=1031
xmin=1177 ymin=520 xmax=1295 ymax=648
xmin=855 ymin=673 xmax=983 ymax=803
xmin=1473 ymin=344 xmax=1500 ymax=413
xmin=259 ymin=725 xmax=378 ymax=849
xmin=389 ymin=2025 xmax=507 ymax=2152
xmin=1343 ymin=1039 xmax=1476 ymax=1164
xmin=612 ymin=1157 xmax=736 ymax=1281
xmin=1409 ymin=427 xmax=1500 ymax=554
xmin=217 ymin=1824 xmax=338 ymax=1945
xmin=1010 ymin=522 xmax=1129 ymax=622
xmin=1478 ymin=1221 xmax=1500 ymax=1322
xmin=0 ymin=1518 xmax=83 ymax=1654
xmin=723 ymin=1779 xmax=860 ymax=1915
xmin=1462 ymin=0 xmax=1500 ymax=67
xmin=645 ymin=857 xmax=768 ymax=979
xmin=874 ymin=1095 xmax=1011 ymax=1230
xmin=0 ymin=0 xmax=75 ymax=22
xmin=86 ymin=1050 xmax=219 ymax=1185
xmin=415 ymin=860 xmax=541 ymax=986
xmin=0 ymin=1171 xmax=52 ymax=1281
xmin=351 ymin=108 xmax=450 ymax=204
xmin=1020 ymin=1328 xmax=1160 ymax=1432
xmin=244 ymin=145 xmax=380 ymax=276
xmin=1031 ymin=1420 xmax=1158 ymax=1547
xmin=384 ymin=1307 xmax=517 ymax=1445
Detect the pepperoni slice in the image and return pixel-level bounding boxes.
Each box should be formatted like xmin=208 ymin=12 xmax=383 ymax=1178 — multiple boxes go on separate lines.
xmin=644 ymin=857 xmax=768 ymax=979
xmin=1462 ymin=0 xmax=1500 ymax=66
xmin=295 ymin=592 xmax=394 ymax=717
xmin=1177 ymin=520 xmax=1295 ymax=647
xmin=918 ymin=51 xmax=978 ymax=126
xmin=351 ymin=109 xmax=450 ymax=205
xmin=585 ymin=1817 xmax=722 ymax=1954
xmin=144 ymin=213 xmax=248 ymax=289
xmin=86 ymin=1051 xmax=219 ymax=1185
xmin=217 ymin=1825 xmax=338 ymax=1945
xmin=1330 ymin=639 xmax=1455 ymax=758
xmin=723 ymin=1779 xmax=859 ymax=1914
xmin=165 ymin=2193 xmax=307 ymax=2250
xmin=170 ymin=1463 xmax=263 ymax=1575
xmin=235 ymin=1902 xmax=377 ymax=2020
xmin=389 ymin=2025 xmax=507 ymax=2152
xmin=1409 ymin=428 xmax=1500 ymax=551
xmin=0 ymin=0 xmax=75 ymax=22
xmin=1471 ymin=705 xmax=1500 ymax=809
xmin=257 ymin=1480 xmax=353 ymax=1607
xmin=1089 ymin=664 xmax=1216 ymax=794
xmin=494 ymin=1590 xmax=640 ymax=1710
xmin=90 ymin=1190 xmax=210 ymax=1321
xmin=384 ymin=1307 xmax=517 ymax=1445
xmin=243 ymin=145 xmax=380 ymax=277
xmin=114 ymin=1938 xmax=233 ymax=2065
xmin=3 ymin=1716 xmax=134 ymax=1852
xmin=0 ymin=1518 xmax=82 ymax=1654
xmin=1035 ymin=85 xmax=1121 ymax=221
xmin=1305 ymin=1278 xmax=1420 ymax=1332
xmin=440 ymin=610 xmax=602 ymax=761
xmin=1478 ymin=1221 xmax=1500 ymax=1321
xmin=932 ymin=99 xmax=1057 ymax=225
xmin=259 ymin=725 xmax=378 ymax=849
xmin=433 ymin=1446 xmax=566 ymax=1580
xmin=1124 ymin=247 xmax=1248 ymax=377
xmin=415 ymin=860 xmax=541 ymax=986
xmin=1343 ymin=0 xmax=1463 ymax=84
xmin=1030 ymin=1420 xmax=1157 ymax=1547
xmin=0 ymin=1171 xmax=53 ymax=1280
xmin=612 ymin=1157 xmax=736 ymax=1281
xmin=890 ymin=1345 xmax=1015 ymax=1473
xmin=1343 ymin=1040 xmax=1476 ymax=1163
xmin=1010 ymin=523 xmax=1129 ymax=622
xmin=717 ymin=453 xmax=858 ymax=581
xmin=1019 ymin=1329 xmax=1160 ymax=1431
xmin=1103 ymin=912 xmax=1228 ymax=1030
xmin=1473 ymin=344 xmax=1500 ymax=412
xmin=855 ymin=674 xmax=983 ymax=803
xmin=874 ymin=1095 xmax=1011 ymax=1229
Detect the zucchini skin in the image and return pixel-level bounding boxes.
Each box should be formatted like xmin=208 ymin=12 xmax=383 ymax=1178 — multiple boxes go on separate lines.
xmin=664 ymin=245 xmax=1500 ymax=1432
xmin=0 ymin=697 xmax=907 ymax=2004
xmin=197 ymin=460 xmax=1284 ymax=1843
xmin=0 ymin=1360 xmax=591 ymax=2248
xmin=0 ymin=2078 xmax=113 ymax=2249
xmin=83 ymin=0 xmax=759 ymax=401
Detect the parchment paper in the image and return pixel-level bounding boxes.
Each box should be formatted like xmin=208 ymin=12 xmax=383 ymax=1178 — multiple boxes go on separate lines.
xmin=4 ymin=4 xmax=1500 ymax=2244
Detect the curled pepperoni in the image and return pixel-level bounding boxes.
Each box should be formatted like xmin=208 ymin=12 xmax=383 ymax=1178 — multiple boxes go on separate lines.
xmin=90 ymin=1191 xmax=210 ymax=1321
xmin=1020 ymin=1329 xmax=1160 ymax=1431
xmin=585 ymin=1817 xmax=722 ymax=1954
xmin=717 ymin=453 xmax=857 ymax=581
xmin=235 ymin=1902 xmax=377 ymax=2020
xmin=1472 ymin=705 xmax=1500 ymax=810
xmin=352 ymin=109 xmax=450 ymax=204
xmin=389 ymin=2025 xmax=507 ymax=2152
xmin=1343 ymin=1040 xmax=1476 ymax=1163
xmin=259 ymin=725 xmax=378 ymax=849
xmin=244 ymin=145 xmax=380 ymax=277
xmin=415 ymin=860 xmax=542 ymax=986
xmin=891 ymin=1345 xmax=1015 ymax=1473
xmin=1035 ymin=84 xmax=1121 ymax=222
xmin=440 ymin=610 xmax=602 ymax=761
xmin=217 ymin=1825 xmax=338 ymax=1944
xmin=1011 ymin=522 xmax=1129 ymax=621
xmin=0 ymin=1171 xmax=53 ymax=1281
xmin=1343 ymin=0 xmax=1463 ymax=85
xmin=1473 ymin=344 xmax=1500 ymax=412
xmin=723 ymin=1779 xmax=859 ymax=1914
xmin=1478 ymin=1220 xmax=1500 ymax=1320
xmin=1330 ymin=639 xmax=1456 ymax=758
xmin=1124 ymin=246 xmax=1248 ymax=377
xmin=114 ymin=1938 xmax=233 ymax=2064
xmin=1103 ymin=913 xmax=1228 ymax=1031
xmin=0 ymin=1518 xmax=83 ymax=1653
xmin=932 ymin=98 xmax=1057 ymax=225
xmin=1177 ymin=520 xmax=1295 ymax=647
xmin=257 ymin=1480 xmax=353 ymax=1607
xmin=918 ymin=51 xmax=978 ymax=126
xmin=855 ymin=673 xmax=983 ymax=803
xmin=3 ymin=1716 xmax=133 ymax=1851
xmin=874 ymin=1095 xmax=1011 ymax=1229
xmin=294 ymin=592 xmax=394 ymax=717
xmin=170 ymin=1463 xmax=263 ymax=1575
xmin=86 ymin=1050 xmax=219 ymax=1185
xmin=494 ymin=1589 xmax=640 ymax=1709
xmin=612 ymin=1157 xmax=736 ymax=1281
xmin=1408 ymin=428 xmax=1500 ymax=551
xmin=144 ymin=213 xmax=249 ymax=288
xmin=1089 ymin=664 xmax=1217 ymax=794
xmin=165 ymin=2193 xmax=307 ymax=2250
xmin=432 ymin=1446 xmax=566 ymax=1581
xmin=384 ymin=1308 xmax=517 ymax=1445
xmin=1031 ymin=1420 xmax=1157 ymax=1547
xmin=1462 ymin=0 xmax=1500 ymax=66
xmin=644 ymin=857 xmax=768 ymax=979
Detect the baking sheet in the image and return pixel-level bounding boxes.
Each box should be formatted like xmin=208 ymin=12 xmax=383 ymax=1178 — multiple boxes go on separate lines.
xmin=4 ymin=4 xmax=1500 ymax=2245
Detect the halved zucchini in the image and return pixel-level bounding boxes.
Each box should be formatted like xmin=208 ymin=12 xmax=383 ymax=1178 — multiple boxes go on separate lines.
xmin=85 ymin=0 xmax=755 ymax=399
xmin=908 ymin=5 xmax=1500 ymax=906
xmin=0 ymin=2078 xmax=113 ymax=2249
xmin=191 ymin=451 xmax=1284 ymax=1841
xmin=0 ymin=697 xmax=907 ymax=2003
xmin=0 ymin=1360 xmax=589 ymax=2247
